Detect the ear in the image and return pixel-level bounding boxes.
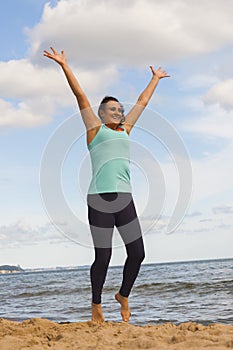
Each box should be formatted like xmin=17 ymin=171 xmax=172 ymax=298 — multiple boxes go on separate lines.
xmin=99 ymin=109 xmax=105 ymax=120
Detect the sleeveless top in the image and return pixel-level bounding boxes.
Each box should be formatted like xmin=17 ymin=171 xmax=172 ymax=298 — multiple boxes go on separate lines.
xmin=87 ymin=124 xmax=131 ymax=194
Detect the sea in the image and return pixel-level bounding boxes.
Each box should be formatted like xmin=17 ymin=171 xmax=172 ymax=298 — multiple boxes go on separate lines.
xmin=0 ymin=259 xmax=232 ymax=326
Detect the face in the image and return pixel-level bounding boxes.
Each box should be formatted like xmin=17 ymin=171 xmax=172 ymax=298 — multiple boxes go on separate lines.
xmin=100 ymin=100 xmax=123 ymax=124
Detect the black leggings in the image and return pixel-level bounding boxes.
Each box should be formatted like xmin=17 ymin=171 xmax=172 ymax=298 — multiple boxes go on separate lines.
xmin=87 ymin=192 xmax=145 ymax=304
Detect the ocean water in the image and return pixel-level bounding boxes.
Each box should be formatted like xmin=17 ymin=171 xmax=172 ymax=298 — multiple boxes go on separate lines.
xmin=0 ymin=259 xmax=232 ymax=326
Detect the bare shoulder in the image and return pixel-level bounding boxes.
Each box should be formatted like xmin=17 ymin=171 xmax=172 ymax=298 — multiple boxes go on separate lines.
xmin=80 ymin=108 xmax=101 ymax=131
xmin=87 ymin=124 xmax=102 ymax=145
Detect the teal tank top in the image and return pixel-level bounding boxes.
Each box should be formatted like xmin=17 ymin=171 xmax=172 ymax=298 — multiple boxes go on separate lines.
xmin=87 ymin=124 xmax=131 ymax=194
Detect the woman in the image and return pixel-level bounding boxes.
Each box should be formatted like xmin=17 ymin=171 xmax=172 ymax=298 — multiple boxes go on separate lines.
xmin=44 ymin=47 xmax=169 ymax=323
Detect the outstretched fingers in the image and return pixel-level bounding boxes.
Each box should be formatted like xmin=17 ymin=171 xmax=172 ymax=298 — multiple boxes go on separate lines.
xmin=44 ymin=47 xmax=57 ymax=57
xmin=50 ymin=47 xmax=57 ymax=54
xmin=43 ymin=47 xmax=66 ymax=65
xmin=150 ymin=65 xmax=170 ymax=79
xmin=160 ymin=68 xmax=170 ymax=78
xmin=43 ymin=50 xmax=52 ymax=58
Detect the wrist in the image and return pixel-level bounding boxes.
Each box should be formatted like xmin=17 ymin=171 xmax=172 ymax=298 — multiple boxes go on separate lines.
xmin=60 ymin=61 xmax=68 ymax=69
xmin=152 ymin=75 xmax=160 ymax=82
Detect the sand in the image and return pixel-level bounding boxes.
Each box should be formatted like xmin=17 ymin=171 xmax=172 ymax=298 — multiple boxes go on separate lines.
xmin=0 ymin=318 xmax=233 ymax=350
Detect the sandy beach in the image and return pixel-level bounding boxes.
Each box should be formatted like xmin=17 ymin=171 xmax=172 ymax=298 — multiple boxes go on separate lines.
xmin=0 ymin=318 xmax=233 ymax=350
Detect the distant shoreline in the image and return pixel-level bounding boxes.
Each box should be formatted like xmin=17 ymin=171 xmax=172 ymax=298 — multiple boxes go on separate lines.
xmin=0 ymin=265 xmax=24 ymax=274
xmin=1 ymin=257 xmax=232 ymax=275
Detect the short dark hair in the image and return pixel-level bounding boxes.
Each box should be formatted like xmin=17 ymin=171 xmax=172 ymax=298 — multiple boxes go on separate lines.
xmin=98 ymin=96 xmax=125 ymax=123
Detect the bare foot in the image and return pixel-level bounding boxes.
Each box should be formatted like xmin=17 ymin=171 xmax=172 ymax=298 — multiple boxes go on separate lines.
xmin=115 ymin=293 xmax=131 ymax=322
xmin=91 ymin=303 xmax=104 ymax=323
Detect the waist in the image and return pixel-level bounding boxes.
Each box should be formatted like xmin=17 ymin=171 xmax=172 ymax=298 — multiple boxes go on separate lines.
xmin=87 ymin=192 xmax=133 ymax=213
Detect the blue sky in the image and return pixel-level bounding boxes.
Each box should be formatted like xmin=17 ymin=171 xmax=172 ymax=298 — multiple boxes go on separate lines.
xmin=1 ymin=0 xmax=233 ymax=268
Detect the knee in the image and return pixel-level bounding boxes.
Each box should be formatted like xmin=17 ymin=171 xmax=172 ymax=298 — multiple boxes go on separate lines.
xmin=98 ymin=255 xmax=111 ymax=268
xmin=138 ymin=248 xmax=145 ymax=263
xmin=92 ymin=249 xmax=112 ymax=269
xmin=128 ymin=245 xmax=145 ymax=264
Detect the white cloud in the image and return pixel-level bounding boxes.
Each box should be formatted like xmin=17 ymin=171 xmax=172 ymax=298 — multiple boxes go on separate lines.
xmin=182 ymin=103 xmax=233 ymax=139
xmin=171 ymin=204 xmax=233 ymax=236
xmin=27 ymin=0 xmax=233 ymax=67
xmin=0 ymin=59 xmax=68 ymax=101
xmin=0 ymin=98 xmax=51 ymax=128
xmin=179 ymin=98 xmax=233 ymax=204
xmin=0 ymin=59 xmax=68 ymax=127
xmin=212 ymin=205 xmax=233 ymax=215
xmin=0 ymin=220 xmax=66 ymax=248
xmin=203 ymin=79 xmax=233 ymax=111
xmin=192 ymin=144 xmax=233 ymax=202
xmin=140 ymin=202 xmax=233 ymax=237
xmin=1 ymin=0 xmax=233 ymax=128
xmin=0 ymin=59 xmax=119 ymax=128
xmin=0 ymin=59 xmax=118 ymax=104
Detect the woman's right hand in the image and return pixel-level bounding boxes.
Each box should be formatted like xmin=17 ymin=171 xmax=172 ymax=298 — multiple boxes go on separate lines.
xmin=43 ymin=47 xmax=66 ymax=66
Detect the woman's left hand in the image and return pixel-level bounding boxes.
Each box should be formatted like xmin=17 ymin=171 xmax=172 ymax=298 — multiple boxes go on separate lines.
xmin=150 ymin=66 xmax=170 ymax=79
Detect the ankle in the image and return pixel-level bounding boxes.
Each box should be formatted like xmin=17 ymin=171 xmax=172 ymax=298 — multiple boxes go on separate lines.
xmin=91 ymin=302 xmax=104 ymax=323
xmin=117 ymin=292 xmax=128 ymax=300
xmin=92 ymin=302 xmax=102 ymax=307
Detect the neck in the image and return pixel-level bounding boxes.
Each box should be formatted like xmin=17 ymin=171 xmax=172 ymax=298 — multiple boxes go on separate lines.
xmin=105 ymin=123 xmax=120 ymax=130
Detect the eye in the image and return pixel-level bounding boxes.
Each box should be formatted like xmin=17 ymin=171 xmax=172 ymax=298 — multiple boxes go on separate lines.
xmin=109 ymin=106 xmax=123 ymax=114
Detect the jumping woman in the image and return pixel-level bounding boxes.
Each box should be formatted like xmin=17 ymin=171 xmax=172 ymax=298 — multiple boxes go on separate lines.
xmin=44 ymin=47 xmax=169 ymax=323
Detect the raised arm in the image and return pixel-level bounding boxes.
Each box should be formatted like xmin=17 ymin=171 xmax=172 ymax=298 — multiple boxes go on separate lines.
xmin=124 ymin=66 xmax=170 ymax=133
xmin=43 ymin=47 xmax=101 ymax=130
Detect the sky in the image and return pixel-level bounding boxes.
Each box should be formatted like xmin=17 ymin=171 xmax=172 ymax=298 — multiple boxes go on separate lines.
xmin=0 ymin=0 xmax=233 ymax=268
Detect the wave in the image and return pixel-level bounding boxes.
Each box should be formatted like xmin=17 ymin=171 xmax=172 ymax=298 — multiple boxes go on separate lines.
xmin=12 ymin=287 xmax=91 ymax=299
xmin=134 ymin=279 xmax=233 ymax=293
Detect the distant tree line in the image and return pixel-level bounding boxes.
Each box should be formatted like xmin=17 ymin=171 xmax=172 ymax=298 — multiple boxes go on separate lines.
xmin=0 ymin=265 xmax=24 ymax=272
